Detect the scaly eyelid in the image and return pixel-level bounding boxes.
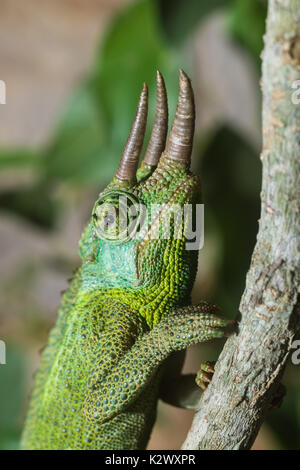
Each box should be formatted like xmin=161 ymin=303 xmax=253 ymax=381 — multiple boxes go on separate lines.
xmin=92 ymin=190 xmax=143 ymax=245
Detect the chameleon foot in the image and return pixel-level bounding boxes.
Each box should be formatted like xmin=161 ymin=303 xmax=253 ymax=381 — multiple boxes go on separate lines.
xmin=195 ymin=361 xmax=216 ymax=391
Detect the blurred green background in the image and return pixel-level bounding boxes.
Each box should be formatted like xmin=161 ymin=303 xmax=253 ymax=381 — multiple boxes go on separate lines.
xmin=0 ymin=0 xmax=298 ymax=450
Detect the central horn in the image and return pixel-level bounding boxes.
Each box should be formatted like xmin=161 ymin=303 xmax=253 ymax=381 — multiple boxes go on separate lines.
xmin=143 ymin=71 xmax=168 ymax=168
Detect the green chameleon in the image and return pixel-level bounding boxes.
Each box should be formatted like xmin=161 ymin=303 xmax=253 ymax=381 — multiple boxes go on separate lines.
xmin=21 ymin=70 xmax=231 ymax=450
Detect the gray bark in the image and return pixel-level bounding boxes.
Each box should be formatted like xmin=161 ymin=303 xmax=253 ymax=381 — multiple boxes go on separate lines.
xmin=182 ymin=0 xmax=300 ymax=450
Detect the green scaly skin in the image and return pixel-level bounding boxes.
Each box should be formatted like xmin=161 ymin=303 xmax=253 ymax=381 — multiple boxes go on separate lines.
xmin=21 ymin=140 xmax=229 ymax=450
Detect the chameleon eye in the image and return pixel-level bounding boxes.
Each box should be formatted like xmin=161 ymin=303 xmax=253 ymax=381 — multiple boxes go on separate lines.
xmin=103 ymin=213 xmax=115 ymax=228
xmin=93 ymin=191 xmax=143 ymax=244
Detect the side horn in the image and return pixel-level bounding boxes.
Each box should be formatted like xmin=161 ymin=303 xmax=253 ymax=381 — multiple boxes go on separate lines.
xmin=164 ymin=69 xmax=195 ymax=167
xmin=115 ymin=83 xmax=148 ymax=182
xmin=143 ymin=71 xmax=168 ymax=167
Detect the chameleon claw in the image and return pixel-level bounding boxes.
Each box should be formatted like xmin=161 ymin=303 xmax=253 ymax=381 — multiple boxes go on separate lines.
xmin=200 ymin=361 xmax=215 ymax=374
xmin=195 ymin=361 xmax=216 ymax=390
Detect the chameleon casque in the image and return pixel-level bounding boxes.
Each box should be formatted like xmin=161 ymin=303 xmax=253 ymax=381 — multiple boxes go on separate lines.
xmin=21 ymin=70 xmax=231 ymax=450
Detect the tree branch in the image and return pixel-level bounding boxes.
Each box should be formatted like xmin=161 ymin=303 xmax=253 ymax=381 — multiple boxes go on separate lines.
xmin=182 ymin=0 xmax=300 ymax=450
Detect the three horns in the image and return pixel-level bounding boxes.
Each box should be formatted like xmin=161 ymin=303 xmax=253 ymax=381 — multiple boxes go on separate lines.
xmin=115 ymin=69 xmax=195 ymax=182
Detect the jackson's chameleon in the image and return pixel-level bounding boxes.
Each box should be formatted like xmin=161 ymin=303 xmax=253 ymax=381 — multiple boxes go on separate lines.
xmin=21 ymin=70 xmax=231 ymax=450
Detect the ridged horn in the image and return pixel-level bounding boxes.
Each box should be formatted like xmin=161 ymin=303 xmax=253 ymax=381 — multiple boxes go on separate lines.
xmin=143 ymin=71 xmax=168 ymax=167
xmin=115 ymin=83 xmax=148 ymax=182
xmin=164 ymin=69 xmax=195 ymax=166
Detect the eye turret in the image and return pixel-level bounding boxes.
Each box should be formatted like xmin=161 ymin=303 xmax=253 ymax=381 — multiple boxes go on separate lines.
xmin=93 ymin=191 xmax=143 ymax=244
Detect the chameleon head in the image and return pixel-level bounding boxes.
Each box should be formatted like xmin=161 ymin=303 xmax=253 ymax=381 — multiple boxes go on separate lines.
xmin=81 ymin=70 xmax=201 ymax=326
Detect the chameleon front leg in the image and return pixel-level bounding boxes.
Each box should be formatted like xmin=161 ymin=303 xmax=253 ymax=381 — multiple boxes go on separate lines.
xmin=83 ymin=303 xmax=230 ymax=423
xmin=158 ymin=304 xmax=230 ymax=410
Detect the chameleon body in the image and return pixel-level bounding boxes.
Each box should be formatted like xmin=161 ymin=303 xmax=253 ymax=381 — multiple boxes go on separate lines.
xmin=21 ymin=71 xmax=229 ymax=450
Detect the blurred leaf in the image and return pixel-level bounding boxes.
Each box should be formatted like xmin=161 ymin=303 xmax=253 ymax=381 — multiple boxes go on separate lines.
xmin=0 ymin=183 xmax=56 ymax=229
xmin=0 ymin=429 xmax=20 ymax=450
xmin=197 ymin=126 xmax=261 ymax=315
xmin=44 ymin=0 xmax=180 ymax=186
xmin=0 ymin=346 xmax=25 ymax=450
xmin=91 ymin=0 xmax=179 ymax=172
xmin=0 ymin=148 xmax=41 ymax=171
xmin=227 ymin=0 xmax=267 ymax=65
xmin=266 ymin=363 xmax=300 ymax=449
xmin=156 ymin=0 xmax=228 ymax=45
xmin=44 ymin=86 xmax=108 ymax=184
